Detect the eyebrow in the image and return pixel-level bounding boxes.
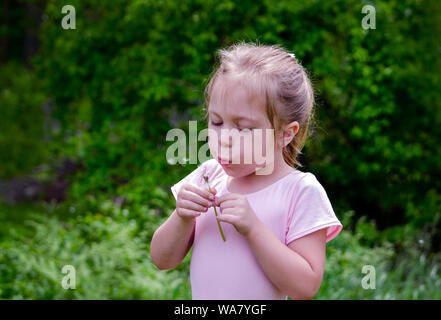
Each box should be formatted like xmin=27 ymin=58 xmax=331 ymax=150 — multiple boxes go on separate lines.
xmin=209 ymin=110 xmax=258 ymax=123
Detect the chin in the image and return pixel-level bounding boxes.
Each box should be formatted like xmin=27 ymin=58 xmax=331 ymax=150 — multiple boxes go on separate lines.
xmin=222 ymin=165 xmax=257 ymax=178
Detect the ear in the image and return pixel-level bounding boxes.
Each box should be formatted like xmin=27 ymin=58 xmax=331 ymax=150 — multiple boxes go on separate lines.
xmin=278 ymin=121 xmax=299 ymax=149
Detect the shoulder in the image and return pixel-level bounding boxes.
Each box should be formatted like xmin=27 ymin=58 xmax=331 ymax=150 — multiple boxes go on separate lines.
xmin=295 ymin=171 xmax=322 ymax=188
xmin=289 ymin=170 xmax=330 ymax=202
xmin=285 ymin=170 xmax=342 ymax=244
xmin=199 ymin=158 xmax=221 ymax=175
xmin=199 ymin=157 xmax=220 ymax=171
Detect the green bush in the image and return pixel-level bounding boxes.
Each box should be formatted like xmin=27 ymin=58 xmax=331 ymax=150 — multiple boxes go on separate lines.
xmin=0 ymin=63 xmax=48 ymax=179
xmin=1 ymin=0 xmax=440 ymax=300
xmin=29 ymin=0 xmax=441 ymax=235
xmin=2 ymin=205 xmax=439 ymax=299
xmin=0 ymin=203 xmax=191 ymax=299
xmin=317 ymin=212 xmax=441 ymax=299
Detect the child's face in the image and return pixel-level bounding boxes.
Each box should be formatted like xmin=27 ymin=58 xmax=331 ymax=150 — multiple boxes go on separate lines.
xmin=207 ymin=79 xmax=281 ymax=177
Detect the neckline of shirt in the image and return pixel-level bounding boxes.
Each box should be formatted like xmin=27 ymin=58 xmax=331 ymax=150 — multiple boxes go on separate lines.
xmin=223 ymin=168 xmax=300 ymax=196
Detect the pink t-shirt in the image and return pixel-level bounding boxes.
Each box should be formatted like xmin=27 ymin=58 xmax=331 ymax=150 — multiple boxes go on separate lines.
xmin=170 ymin=158 xmax=343 ymax=300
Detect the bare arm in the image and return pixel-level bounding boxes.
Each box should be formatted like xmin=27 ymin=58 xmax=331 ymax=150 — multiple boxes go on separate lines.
xmin=150 ymin=183 xmax=215 ymax=270
xmin=150 ymin=209 xmax=195 ymax=270
xmin=246 ymin=221 xmax=327 ymax=299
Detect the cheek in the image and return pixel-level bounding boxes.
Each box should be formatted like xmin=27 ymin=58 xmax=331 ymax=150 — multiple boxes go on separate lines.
xmin=247 ymin=130 xmax=275 ymax=163
xmin=248 ymin=131 xmax=267 ymax=153
xmin=208 ymin=127 xmax=224 ymax=158
xmin=229 ymin=134 xmax=248 ymax=162
xmin=231 ymin=134 xmax=259 ymax=165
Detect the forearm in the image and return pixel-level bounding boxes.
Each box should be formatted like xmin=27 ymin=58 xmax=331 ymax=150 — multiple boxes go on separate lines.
xmin=245 ymin=220 xmax=320 ymax=299
xmin=150 ymin=210 xmax=195 ymax=270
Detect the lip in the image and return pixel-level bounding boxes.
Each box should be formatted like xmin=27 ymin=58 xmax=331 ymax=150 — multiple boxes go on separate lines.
xmin=217 ymin=157 xmax=232 ymax=166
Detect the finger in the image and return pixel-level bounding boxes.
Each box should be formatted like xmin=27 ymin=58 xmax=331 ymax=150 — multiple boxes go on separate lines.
xmin=186 ymin=183 xmax=215 ymax=201
xmin=215 ymin=193 xmax=237 ymax=206
xmin=179 ymin=199 xmax=209 ymax=212
xmin=217 ymin=214 xmax=237 ymax=225
xmin=219 ymin=200 xmax=238 ymax=211
xmin=182 ymin=191 xmax=213 ymax=208
xmin=181 ymin=187 xmax=214 ymax=207
xmin=219 ymin=207 xmax=236 ymax=215
xmin=178 ymin=208 xmax=202 ymax=218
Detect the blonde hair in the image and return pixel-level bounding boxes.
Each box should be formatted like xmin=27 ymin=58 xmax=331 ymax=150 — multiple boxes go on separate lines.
xmin=203 ymin=41 xmax=315 ymax=168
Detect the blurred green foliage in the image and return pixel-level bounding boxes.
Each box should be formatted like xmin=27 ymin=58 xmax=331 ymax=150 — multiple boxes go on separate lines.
xmin=317 ymin=211 xmax=441 ymax=299
xmin=31 ymin=0 xmax=441 ymax=232
xmin=0 ymin=201 xmax=190 ymax=299
xmin=1 ymin=203 xmax=439 ymax=299
xmin=0 ymin=0 xmax=440 ymax=299
xmin=0 ymin=63 xmax=48 ymax=178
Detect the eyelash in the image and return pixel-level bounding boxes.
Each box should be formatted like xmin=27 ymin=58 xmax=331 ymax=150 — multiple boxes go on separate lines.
xmin=210 ymin=121 xmax=254 ymax=132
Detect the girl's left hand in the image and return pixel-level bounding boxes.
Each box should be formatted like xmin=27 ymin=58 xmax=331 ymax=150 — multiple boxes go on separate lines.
xmin=214 ymin=193 xmax=260 ymax=237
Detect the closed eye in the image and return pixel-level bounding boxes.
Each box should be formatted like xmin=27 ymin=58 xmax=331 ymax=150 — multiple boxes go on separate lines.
xmin=210 ymin=121 xmax=254 ymax=132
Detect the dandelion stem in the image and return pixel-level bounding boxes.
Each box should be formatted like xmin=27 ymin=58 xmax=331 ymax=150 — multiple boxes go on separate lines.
xmin=203 ymin=175 xmax=226 ymax=242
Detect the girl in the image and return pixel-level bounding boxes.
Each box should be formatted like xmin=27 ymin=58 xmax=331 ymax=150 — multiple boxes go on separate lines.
xmin=150 ymin=42 xmax=342 ymax=300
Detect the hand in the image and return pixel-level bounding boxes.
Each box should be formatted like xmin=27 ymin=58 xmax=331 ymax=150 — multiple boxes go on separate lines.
xmin=214 ymin=193 xmax=260 ymax=237
xmin=176 ymin=183 xmax=217 ymax=222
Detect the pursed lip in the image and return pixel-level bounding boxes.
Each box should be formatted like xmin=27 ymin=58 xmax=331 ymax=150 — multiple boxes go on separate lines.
xmin=217 ymin=156 xmax=232 ymax=165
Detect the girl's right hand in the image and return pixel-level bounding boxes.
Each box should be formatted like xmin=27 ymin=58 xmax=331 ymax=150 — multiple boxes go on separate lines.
xmin=176 ymin=183 xmax=217 ymax=221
